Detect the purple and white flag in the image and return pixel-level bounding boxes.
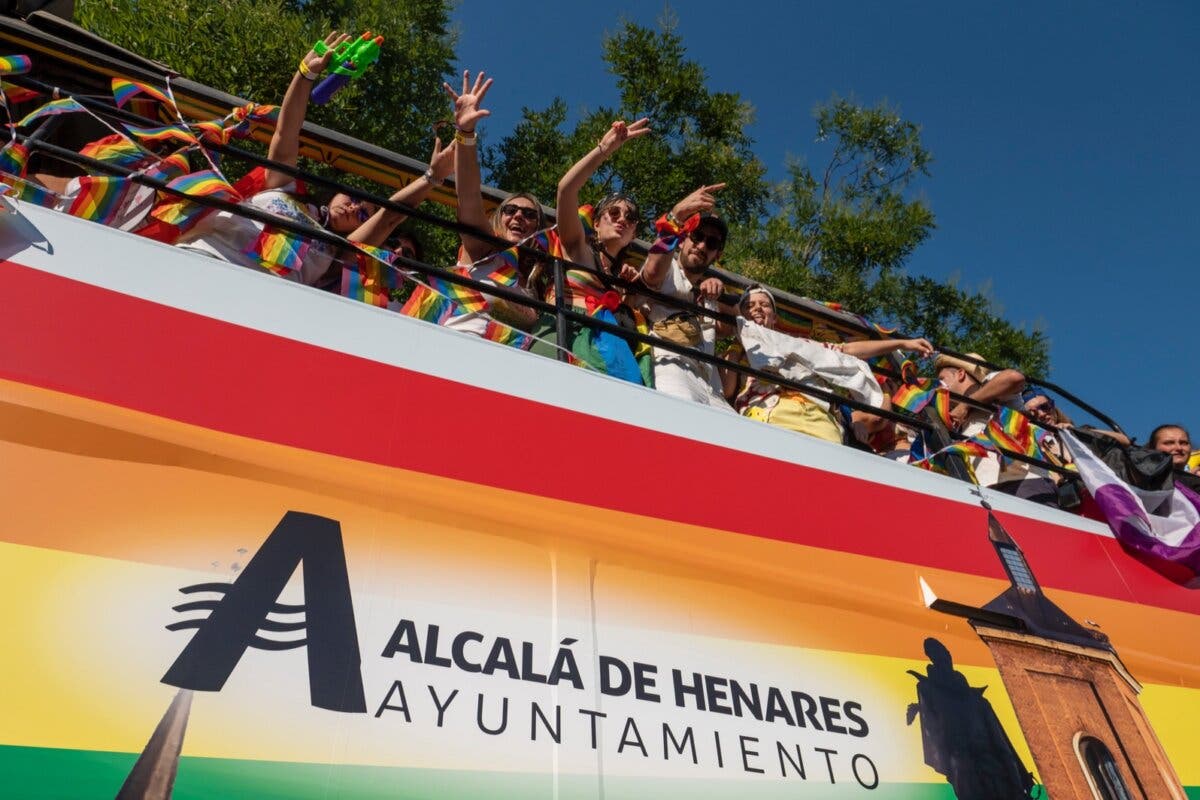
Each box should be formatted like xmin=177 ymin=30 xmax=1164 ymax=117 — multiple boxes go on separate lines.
xmin=1063 ymin=430 xmax=1200 ymax=587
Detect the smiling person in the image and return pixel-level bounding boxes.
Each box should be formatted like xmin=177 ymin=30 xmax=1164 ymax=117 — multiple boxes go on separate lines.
xmin=177 ymin=32 xmax=453 ymax=288
xmin=441 ymin=70 xmax=545 ymax=337
xmin=532 ymin=118 xmax=652 ymax=383
xmin=637 ymin=183 xmax=734 ymax=408
xmin=726 ymin=285 xmax=933 ymax=444
xmin=1149 ymin=424 xmax=1193 ymax=472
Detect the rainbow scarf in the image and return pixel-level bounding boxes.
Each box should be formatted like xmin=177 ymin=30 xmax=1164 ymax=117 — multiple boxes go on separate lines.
xmin=111 ymin=77 xmax=172 ymax=109
xmin=0 ymin=141 xmax=29 ymax=177
xmin=17 ymin=97 xmax=85 ymax=127
xmin=65 ymin=175 xmax=130 ymax=225
xmin=0 ymin=55 xmax=32 ymax=76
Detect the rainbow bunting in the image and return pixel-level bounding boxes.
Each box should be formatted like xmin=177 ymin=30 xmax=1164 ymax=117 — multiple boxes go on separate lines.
xmin=141 ymin=151 xmax=192 ymax=182
xmin=0 ymin=55 xmax=31 ymax=76
xmin=78 ymin=136 xmax=149 ymax=169
xmin=111 ymin=77 xmax=171 ymax=109
xmin=0 ymin=141 xmax=29 ymax=177
xmin=65 ymin=175 xmax=130 ymax=225
xmin=1 ymin=81 xmax=40 ymax=104
xmin=124 ymin=123 xmax=199 ymax=147
xmin=482 ymin=319 xmax=534 ymax=350
xmin=426 ymin=268 xmax=489 ymax=314
xmin=399 ymin=282 xmax=459 ymax=325
xmin=341 ymin=249 xmax=400 ymax=307
xmin=17 ymin=97 xmax=85 ymax=127
xmin=163 ymin=169 xmax=236 ymax=199
xmin=244 ymin=226 xmax=310 ymax=276
xmin=190 ymin=118 xmax=228 ymax=145
xmin=986 ymin=406 xmax=1046 ymax=461
xmin=223 ymin=103 xmax=279 ymax=139
xmin=930 ymin=388 xmax=951 ymax=428
xmin=0 ymin=172 xmax=56 ymax=207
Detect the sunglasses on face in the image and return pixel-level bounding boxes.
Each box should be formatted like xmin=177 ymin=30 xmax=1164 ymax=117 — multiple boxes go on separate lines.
xmin=1027 ymin=401 xmax=1055 ymax=415
xmin=602 ymin=205 xmax=639 ymax=224
xmin=500 ymin=203 xmax=539 ymax=222
xmin=688 ymin=231 xmax=724 ymax=250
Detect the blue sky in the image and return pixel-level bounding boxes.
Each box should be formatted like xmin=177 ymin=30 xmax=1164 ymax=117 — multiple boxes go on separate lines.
xmin=452 ymin=1 xmax=1197 ymax=442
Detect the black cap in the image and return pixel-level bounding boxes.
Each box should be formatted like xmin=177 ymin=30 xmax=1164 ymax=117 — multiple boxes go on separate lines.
xmin=697 ymin=214 xmax=728 ymax=246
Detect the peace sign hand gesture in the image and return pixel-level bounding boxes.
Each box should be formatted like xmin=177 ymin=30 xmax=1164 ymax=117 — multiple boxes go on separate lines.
xmin=598 ymin=118 xmax=651 ymax=156
xmin=443 ymin=69 xmax=493 ymax=133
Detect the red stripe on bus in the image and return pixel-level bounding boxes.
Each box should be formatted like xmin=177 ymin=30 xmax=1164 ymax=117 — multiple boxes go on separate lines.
xmin=0 ymin=260 xmax=1192 ymax=614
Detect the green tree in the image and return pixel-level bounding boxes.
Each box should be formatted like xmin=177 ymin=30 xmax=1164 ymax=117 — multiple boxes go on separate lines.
xmin=483 ymin=13 xmax=770 ymax=226
xmin=77 ymin=0 xmax=454 ymax=160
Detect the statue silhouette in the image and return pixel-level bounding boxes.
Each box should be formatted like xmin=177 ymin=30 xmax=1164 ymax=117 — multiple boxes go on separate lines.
xmin=906 ymin=638 xmax=1037 ymax=799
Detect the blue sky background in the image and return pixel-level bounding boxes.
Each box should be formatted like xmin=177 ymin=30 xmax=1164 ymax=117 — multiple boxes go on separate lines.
xmin=452 ymin=1 xmax=1197 ymax=443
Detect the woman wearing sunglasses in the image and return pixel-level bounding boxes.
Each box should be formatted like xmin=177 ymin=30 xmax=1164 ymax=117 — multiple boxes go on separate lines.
xmin=441 ymin=70 xmax=546 ymax=338
xmin=539 ymin=118 xmax=653 ymax=383
xmin=178 ymin=32 xmax=454 ymax=288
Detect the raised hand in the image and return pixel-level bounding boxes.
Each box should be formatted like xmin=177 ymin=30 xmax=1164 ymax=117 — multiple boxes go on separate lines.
xmin=443 ymin=69 xmax=493 ymax=133
xmin=303 ymin=31 xmax=351 ymax=77
xmin=598 ymin=118 xmax=651 ymax=155
xmin=695 ymin=276 xmax=724 ymax=301
xmin=427 ymin=136 xmax=456 ymax=182
xmin=899 ymin=337 xmax=935 ymax=357
xmin=671 ymin=183 xmax=726 ymax=222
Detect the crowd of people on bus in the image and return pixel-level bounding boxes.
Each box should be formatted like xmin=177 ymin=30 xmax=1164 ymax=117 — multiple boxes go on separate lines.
xmin=12 ymin=33 xmax=1197 ymax=511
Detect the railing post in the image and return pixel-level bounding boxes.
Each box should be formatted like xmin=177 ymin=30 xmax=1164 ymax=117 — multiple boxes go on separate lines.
xmin=553 ymin=258 xmax=569 ymax=362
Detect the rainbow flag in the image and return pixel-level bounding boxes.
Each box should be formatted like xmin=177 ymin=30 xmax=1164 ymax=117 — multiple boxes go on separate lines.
xmin=190 ymin=118 xmax=228 ymax=145
xmin=244 ymin=226 xmax=309 ymax=277
xmin=124 ymin=123 xmax=198 ymax=147
xmin=986 ymin=406 xmax=1046 ymax=462
xmin=342 ymin=249 xmax=399 ymax=308
xmin=150 ymin=169 xmax=239 ymax=228
xmin=0 ymin=54 xmax=31 ymax=76
xmin=0 ymin=172 xmax=56 ymax=207
xmin=891 ymin=379 xmax=952 ymax=428
xmin=482 ymin=319 xmax=534 ymax=350
xmin=65 ymin=175 xmax=130 ymax=225
xmin=223 ymin=103 xmax=279 ymax=139
xmin=17 ymin=97 xmax=85 ymax=127
xmin=111 ymin=77 xmax=171 ymax=109
xmin=78 ymin=136 xmax=148 ymax=169
xmin=0 ymin=141 xmax=29 ymax=177
xmin=1 ymin=81 xmax=39 ymax=104
xmin=399 ymin=281 xmax=458 ymax=325
xmin=140 ymin=151 xmax=192 ymax=183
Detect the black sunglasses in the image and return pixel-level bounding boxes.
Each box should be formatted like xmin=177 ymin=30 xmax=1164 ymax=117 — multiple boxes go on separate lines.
xmin=500 ymin=203 xmax=539 ymax=222
xmin=688 ymin=230 xmax=724 ymax=250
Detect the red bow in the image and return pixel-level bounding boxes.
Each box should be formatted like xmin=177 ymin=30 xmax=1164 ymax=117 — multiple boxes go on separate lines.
xmin=586 ymin=290 xmax=622 ymax=315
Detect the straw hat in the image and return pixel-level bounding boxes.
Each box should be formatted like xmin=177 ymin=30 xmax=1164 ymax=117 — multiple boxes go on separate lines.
xmin=932 ymin=352 xmax=989 ymax=384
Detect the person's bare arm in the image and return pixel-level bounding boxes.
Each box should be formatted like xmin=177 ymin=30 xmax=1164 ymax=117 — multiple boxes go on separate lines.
xmin=640 ymin=183 xmax=724 ymax=290
xmin=841 ymin=337 xmax=934 ymax=360
xmin=265 ymin=31 xmax=350 ymax=190
xmin=555 ymin=118 xmax=649 ymax=265
xmin=348 ymin=137 xmax=455 ymax=246
xmin=444 ymin=70 xmax=495 ymax=262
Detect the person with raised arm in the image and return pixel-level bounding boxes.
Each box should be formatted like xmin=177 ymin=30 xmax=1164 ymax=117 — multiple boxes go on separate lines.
xmin=532 ymin=119 xmax=652 ymax=383
xmin=177 ymin=31 xmax=454 ymax=288
xmin=638 ymin=183 xmax=735 ymax=408
xmin=437 ymin=69 xmax=542 ymax=338
xmin=725 ymin=285 xmax=934 ymax=444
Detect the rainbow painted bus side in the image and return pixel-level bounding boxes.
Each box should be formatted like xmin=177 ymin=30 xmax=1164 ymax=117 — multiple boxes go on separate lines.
xmin=1 ymin=200 xmax=1196 ymax=798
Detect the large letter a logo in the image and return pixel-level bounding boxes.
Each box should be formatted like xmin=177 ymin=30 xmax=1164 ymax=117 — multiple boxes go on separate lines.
xmin=161 ymin=511 xmax=367 ymax=713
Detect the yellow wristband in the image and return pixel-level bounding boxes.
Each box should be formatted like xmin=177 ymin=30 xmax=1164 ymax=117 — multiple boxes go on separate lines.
xmin=454 ymin=128 xmax=477 ymax=147
xmin=298 ymin=61 xmax=318 ymax=81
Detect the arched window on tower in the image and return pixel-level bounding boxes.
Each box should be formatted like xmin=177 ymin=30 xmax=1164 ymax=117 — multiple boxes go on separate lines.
xmin=1077 ymin=736 xmax=1133 ymax=800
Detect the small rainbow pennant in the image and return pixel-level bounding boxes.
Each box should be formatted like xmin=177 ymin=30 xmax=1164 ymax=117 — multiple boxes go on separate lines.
xmin=111 ymin=77 xmax=172 ymax=109
xmin=78 ymin=136 xmax=149 ymax=168
xmin=66 ymin=175 xmax=130 ymax=225
xmin=17 ymin=97 xmax=85 ymax=127
xmin=0 ymin=141 xmax=30 ymax=177
xmin=245 ymin=226 xmax=310 ymax=277
xmin=124 ymin=123 xmax=199 ymax=147
xmin=342 ymin=248 xmax=400 ymax=307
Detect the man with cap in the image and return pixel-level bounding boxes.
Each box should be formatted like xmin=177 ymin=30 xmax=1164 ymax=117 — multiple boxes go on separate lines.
xmin=639 ymin=184 xmax=735 ymax=409
xmin=934 ymin=353 xmax=1056 ymax=502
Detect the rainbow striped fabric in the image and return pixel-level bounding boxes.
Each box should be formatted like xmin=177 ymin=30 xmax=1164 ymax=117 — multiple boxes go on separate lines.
xmin=78 ymin=136 xmax=149 ymax=169
xmin=399 ymin=281 xmax=458 ymax=326
xmin=124 ymin=123 xmax=199 ymax=147
xmin=1 ymin=81 xmax=39 ymax=104
xmin=986 ymin=405 xmax=1047 ymax=462
xmin=0 ymin=172 xmax=56 ymax=207
xmin=150 ymin=169 xmax=239 ymax=228
xmin=111 ymin=78 xmax=171 ymax=109
xmin=65 ymin=175 xmax=131 ymax=225
xmin=0 ymin=141 xmax=29 ymax=177
xmin=17 ymin=97 xmax=84 ymax=127
xmin=244 ymin=226 xmax=310 ymax=277
xmin=342 ymin=247 xmax=400 ymax=308
xmin=223 ymin=103 xmax=280 ymax=139
xmin=891 ymin=379 xmax=952 ymax=428
xmin=0 ymin=54 xmax=31 ymax=76
xmin=140 ymin=151 xmax=192 ymax=183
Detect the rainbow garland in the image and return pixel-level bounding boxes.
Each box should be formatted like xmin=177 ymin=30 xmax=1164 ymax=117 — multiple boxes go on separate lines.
xmin=124 ymin=123 xmax=199 ymax=147
xmin=0 ymin=54 xmax=32 ymax=76
xmin=986 ymin=405 xmax=1048 ymax=462
xmin=342 ymin=246 xmax=400 ymax=307
xmin=16 ymin=97 xmax=85 ymax=127
xmin=245 ymin=226 xmax=310 ymax=277
xmin=149 ymin=169 xmax=240 ymax=228
xmin=66 ymin=175 xmax=130 ymax=225
xmin=78 ymin=136 xmax=150 ymax=169
xmin=0 ymin=141 xmax=29 ymax=177
xmin=111 ymin=77 xmax=171 ymax=109
xmin=891 ymin=379 xmax=952 ymax=428
xmin=0 ymin=172 xmax=56 ymax=207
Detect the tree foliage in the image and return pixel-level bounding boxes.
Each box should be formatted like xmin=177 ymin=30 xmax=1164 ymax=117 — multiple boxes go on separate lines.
xmin=77 ymin=0 xmax=454 ymax=159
